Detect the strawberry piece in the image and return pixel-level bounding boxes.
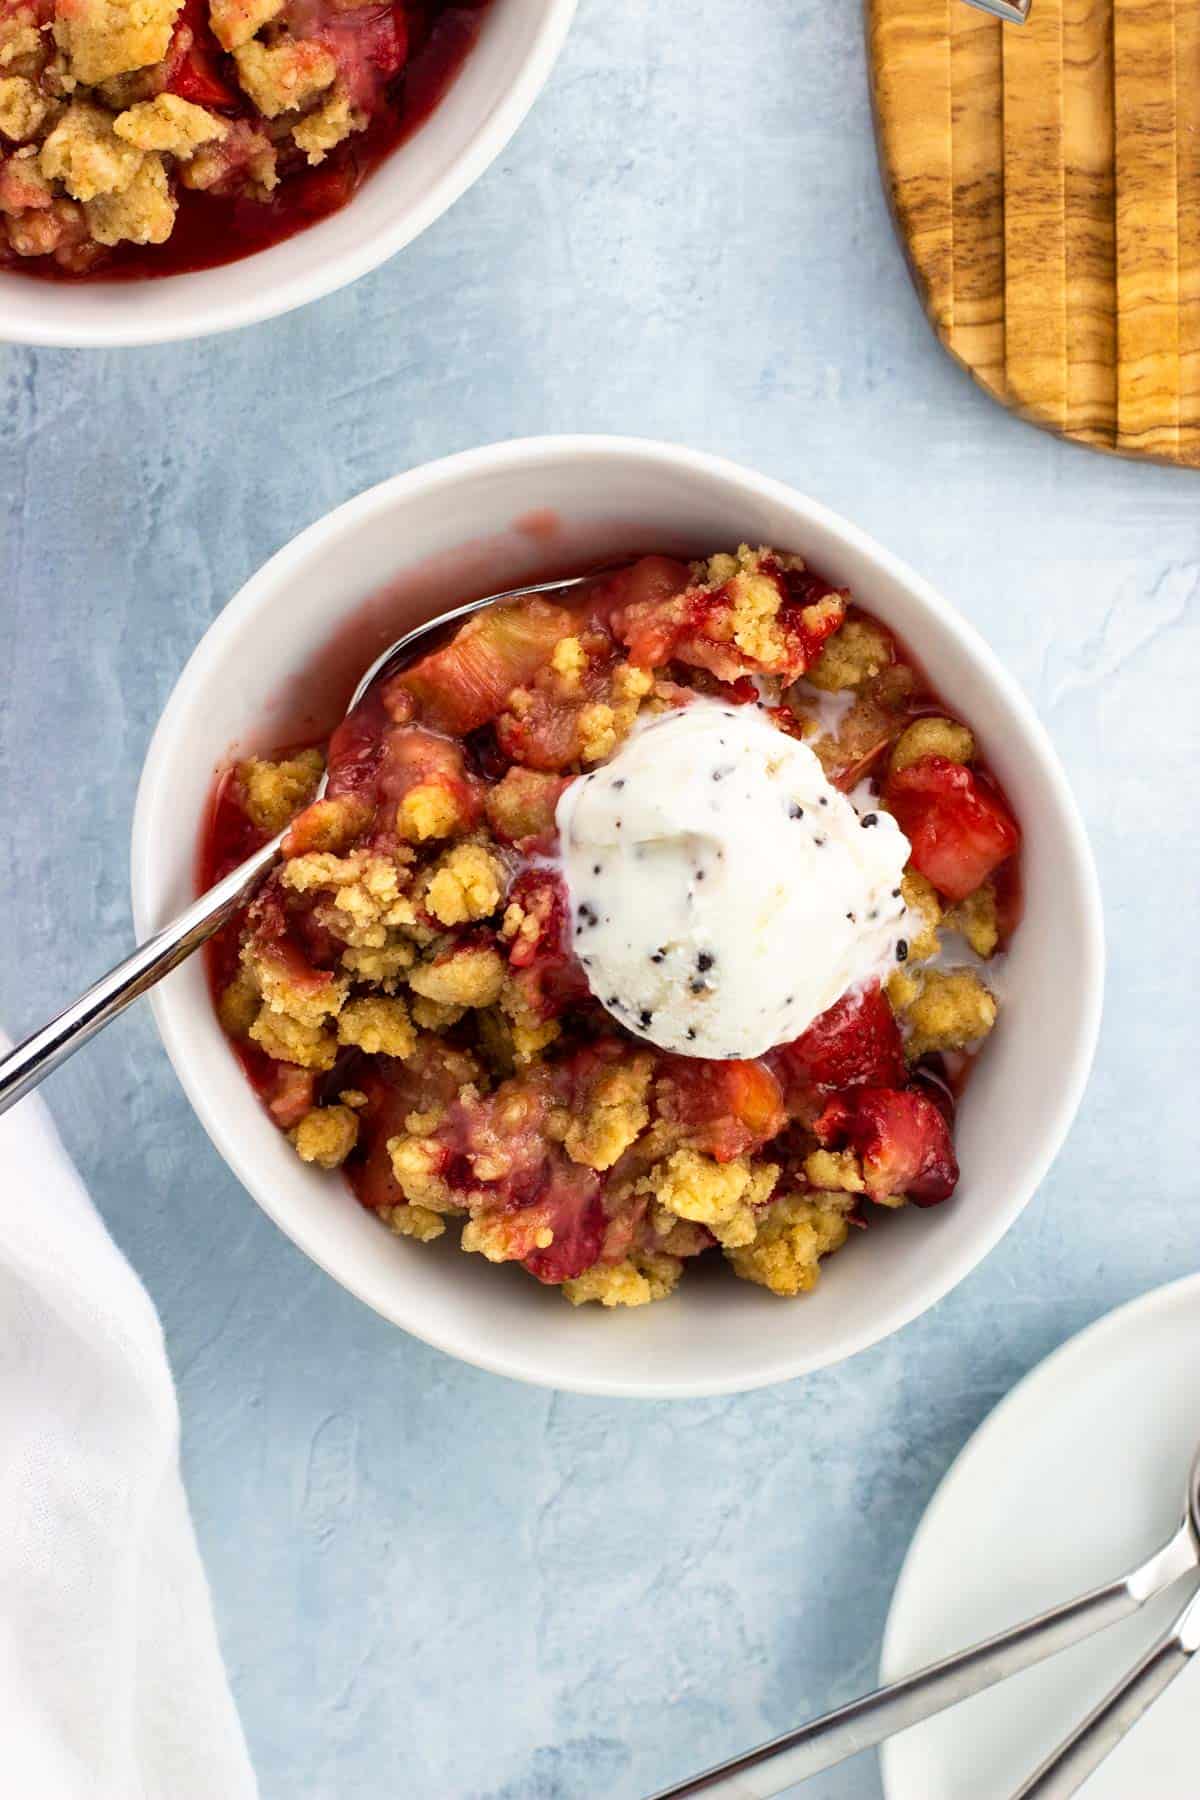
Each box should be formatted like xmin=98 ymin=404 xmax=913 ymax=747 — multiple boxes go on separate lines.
xmin=504 ymin=867 xmax=589 ymax=1018
xmin=657 ymin=1057 xmax=786 ymax=1162
xmin=771 ymin=984 xmax=905 ymax=1105
xmin=825 ymin=1086 xmax=959 ymax=1205
xmin=163 ymin=0 xmax=239 ymax=109
xmin=399 ymin=598 xmax=575 ymax=737
xmin=521 ymin=1164 xmax=606 ymax=1283
xmin=778 ymin=568 xmax=849 ymax=668
xmin=885 ymin=754 xmax=1019 ymax=903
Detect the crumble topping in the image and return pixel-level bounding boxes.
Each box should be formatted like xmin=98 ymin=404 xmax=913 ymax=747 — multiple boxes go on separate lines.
xmin=238 ymin=750 xmax=324 ymax=834
xmin=726 ymin=1191 xmax=855 ymax=1297
xmin=206 ymin=549 xmax=1020 ymax=1309
xmin=54 ymin=0 xmax=184 ymax=86
xmin=292 ymin=1103 xmax=358 ymax=1168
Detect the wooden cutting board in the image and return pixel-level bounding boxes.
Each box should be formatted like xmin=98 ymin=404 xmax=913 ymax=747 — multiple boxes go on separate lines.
xmin=867 ymin=0 xmax=1200 ymax=466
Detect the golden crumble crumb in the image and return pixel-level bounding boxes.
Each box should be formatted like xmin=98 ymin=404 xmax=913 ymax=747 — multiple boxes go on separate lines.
xmin=726 ymin=1192 xmax=854 ymax=1296
xmin=237 ymin=749 xmax=323 ymax=834
xmin=39 ymin=99 xmax=142 ymax=198
xmin=404 ymin=1108 xmax=445 ymax=1135
xmin=563 ymin=1252 xmax=683 ymax=1308
xmin=282 ymin=850 xmax=417 ymax=948
xmin=644 ymin=1147 xmax=778 ymax=1249
xmin=337 ymin=996 xmax=417 ymax=1060
xmin=887 ymin=967 xmax=921 ymax=1012
xmin=806 ymin=618 xmax=893 ymax=691
xmin=232 ymin=34 xmax=336 ymax=118
xmin=577 ymin=702 xmax=617 ymax=764
xmin=54 ymin=0 xmax=182 ymax=84
xmin=410 ymin=995 xmax=466 ymax=1033
xmin=729 ymin=571 xmax=788 ymax=667
xmin=485 ymin=766 xmax=565 ymax=842
xmin=611 ymin=661 xmax=655 ymax=704
xmin=550 ymin=635 xmax=587 ymax=690
xmin=386 ymin=1133 xmax=452 ymax=1209
xmin=901 ymin=871 xmax=943 ymax=963
xmin=564 ymin=1057 xmax=652 ymax=1171
xmin=381 ymin=1201 xmax=446 ymax=1243
xmin=217 ymin=967 xmax=260 ymax=1039
xmin=944 ymin=882 xmax=1000 ymax=958
xmin=890 ymin=716 xmax=975 ymax=774
xmin=112 ymin=92 xmax=225 ymax=153
xmin=291 ymin=1103 xmax=358 ymax=1169
xmin=409 ymin=944 xmax=505 ymax=1009
xmin=0 ymin=8 xmax=43 ymax=74
xmin=0 ymin=74 xmax=50 ymax=140
xmin=250 ymin=950 xmax=346 ymax=1029
xmin=339 ymin=1088 xmax=368 ymax=1109
xmin=249 ymin=1006 xmax=337 ymax=1070
xmin=803 ymin=1147 xmax=866 ymax=1193
xmin=424 ymin=842 xmax=505 ymax=926
xmin=578 ymin=667 xmax=651 ymax=761
xmin=497 ymin=977 xmax=561 ymax=1062
xmin=284 ymin=794 xmax=372 ymax=856
xmin=83 ymin=147 xmax=172 ymax=243
xmin=209 ymin=0 xmax=284 ymax=50
xmin=902 ymin=967 xmax=998 ymax=1058
xmin=396 ymin=782 xmax=467 ymax=843
xmin=340 ymin=940 xmax=414 ymax=990
xmin=292 ymin=82 xmax=363 ymax=161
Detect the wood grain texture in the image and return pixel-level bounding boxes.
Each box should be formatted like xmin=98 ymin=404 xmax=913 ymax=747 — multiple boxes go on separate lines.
xmin=869 ymin=0 xmax=1200 ymax=467
xmin=1173 ymin=0 xmax=1200 ymax=457
xmin=869 ymin=0 xmax=954 ymax=337
xmin=1004 ymin=0 xmax=1068 ymax=427
xmin=1113 ymin=0 xmax=1178 ymax=456
xmin=1063 ymin=0 xmax=1116 ymax=442
xmin=950 ymin=1 xmax=1006 ymax=395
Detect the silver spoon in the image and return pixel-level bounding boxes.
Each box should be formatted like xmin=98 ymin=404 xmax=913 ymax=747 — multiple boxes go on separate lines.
xmin=1012 ymin=1461 xmax=1200 ymax=1798
xmin=649 ymin=1440 xmax=1200 ymax=1799
xmin=0 ymin=574 xmax=594 ymax=1117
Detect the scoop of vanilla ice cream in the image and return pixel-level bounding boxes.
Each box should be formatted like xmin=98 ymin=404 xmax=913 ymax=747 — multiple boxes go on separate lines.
xmin=556 ymin=697 xmax=911 ymax=1059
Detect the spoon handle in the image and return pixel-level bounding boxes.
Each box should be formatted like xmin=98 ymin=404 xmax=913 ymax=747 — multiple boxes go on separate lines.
xmin=647 ymin=1527 xmax=1197 ymax=1799
xmin=0 ymin=832 xmax=284 ymax=1117
xmin=1009 ymin=1579 xmax=1200 ymax=1799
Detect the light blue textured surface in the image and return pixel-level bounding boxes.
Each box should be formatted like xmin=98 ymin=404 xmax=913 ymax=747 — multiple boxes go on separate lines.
xmin=2 ymin=3 xmax=1198 ymax=1797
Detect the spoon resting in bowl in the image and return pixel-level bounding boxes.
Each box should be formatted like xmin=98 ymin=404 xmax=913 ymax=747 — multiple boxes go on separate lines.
xmin=0 ymin=575 xmax=595 ymax=1117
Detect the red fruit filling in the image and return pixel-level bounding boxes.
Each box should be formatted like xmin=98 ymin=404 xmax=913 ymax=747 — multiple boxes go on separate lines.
xmin=203 ymin=548 xmax=1021 ymax=1306
xmin=816 ymin=1086 xmax=959 ymax=1206
xmin=885 ymin=755 xmax=1020 ymax=903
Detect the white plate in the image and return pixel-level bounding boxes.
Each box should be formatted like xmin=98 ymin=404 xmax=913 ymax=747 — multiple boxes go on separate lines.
xmin=880 ymin=1275 xmax=1200 ymax=1799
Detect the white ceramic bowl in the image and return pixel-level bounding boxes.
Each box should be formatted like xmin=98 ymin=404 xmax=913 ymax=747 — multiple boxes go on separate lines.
xmin=132 ymin=436 xmax=1104 ymax=1398
xmin=0 ymin=0 xmax=575 ymax=348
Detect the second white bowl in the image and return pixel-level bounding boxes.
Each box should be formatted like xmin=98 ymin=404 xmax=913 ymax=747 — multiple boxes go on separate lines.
xmin=0 ymin=0 xmax=576 ymax=348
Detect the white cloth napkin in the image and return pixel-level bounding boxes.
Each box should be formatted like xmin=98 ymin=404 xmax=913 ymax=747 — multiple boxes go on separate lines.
xmin=0 ymin=1063 xmax=257 ymax=1800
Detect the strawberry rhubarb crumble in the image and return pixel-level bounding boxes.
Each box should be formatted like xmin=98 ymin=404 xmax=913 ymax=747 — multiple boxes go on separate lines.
xmin=0 ymin=0 xmax=492 ymax=275
xmin=205 ymin=548 xmax=1022 ymax=1308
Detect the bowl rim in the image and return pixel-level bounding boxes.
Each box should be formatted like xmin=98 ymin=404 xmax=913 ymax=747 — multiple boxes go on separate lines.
xmin=0 ymin=0 xmax=577 ymax=349
xmin=131 ymin=434 xmax=1106 ymax=1397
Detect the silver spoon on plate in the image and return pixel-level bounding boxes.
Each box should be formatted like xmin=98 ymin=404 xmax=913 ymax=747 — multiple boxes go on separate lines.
xmin=0 ymin=574 xmax=594 ymax=1117
xmin=649 ymin=1439 xmax=1200 ymax=1799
